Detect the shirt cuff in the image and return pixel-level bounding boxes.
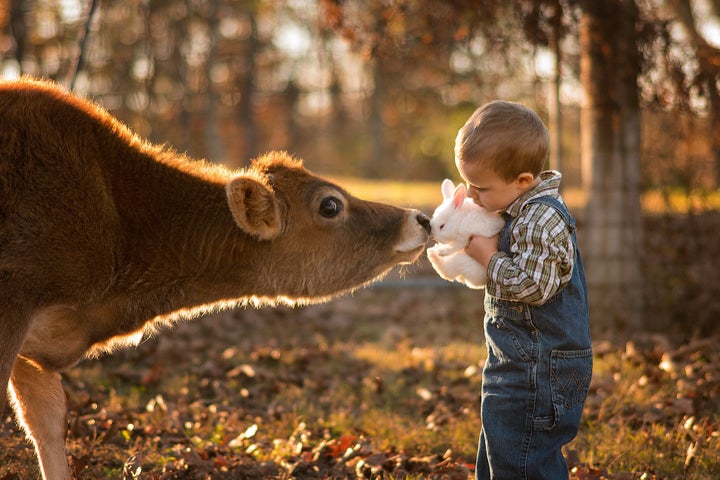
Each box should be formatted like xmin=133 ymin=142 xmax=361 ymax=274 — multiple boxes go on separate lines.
xmin=485 ymin=251 xmax=511 ymax=295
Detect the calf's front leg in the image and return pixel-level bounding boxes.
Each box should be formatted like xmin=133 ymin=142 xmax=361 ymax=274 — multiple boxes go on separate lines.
xmin=0 ymin=295 xmax=33 ymax=416
xmin=10 ymin=357 xmax=71 ymax=480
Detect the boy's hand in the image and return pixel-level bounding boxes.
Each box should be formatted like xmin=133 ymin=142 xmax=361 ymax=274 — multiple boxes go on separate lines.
xmin=465 ymin=234 xmax=499 ymax=267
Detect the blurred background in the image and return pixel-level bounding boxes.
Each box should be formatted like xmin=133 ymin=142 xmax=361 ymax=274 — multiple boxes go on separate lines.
xmin=1 ymin=0 xmax=719 ymax=332
xmin=6 ymin=0 xmax=718 ymax=184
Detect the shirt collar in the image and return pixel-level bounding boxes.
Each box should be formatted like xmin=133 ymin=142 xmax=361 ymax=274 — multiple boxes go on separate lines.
xmin=504 ymin=170 xmax=562 ymax=218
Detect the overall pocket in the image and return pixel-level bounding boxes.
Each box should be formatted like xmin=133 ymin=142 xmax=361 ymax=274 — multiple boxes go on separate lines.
xmin=550 ymin=348 xmax=593 ymax=410
xmin=534 ymin=348 xmax=593 ymax=431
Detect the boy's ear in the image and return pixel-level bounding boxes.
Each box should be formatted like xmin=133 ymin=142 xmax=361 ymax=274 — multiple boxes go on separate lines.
xmin=515 ymin=172 xmax=535 ymax=187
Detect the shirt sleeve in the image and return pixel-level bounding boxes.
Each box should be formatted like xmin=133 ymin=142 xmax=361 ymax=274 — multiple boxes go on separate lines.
xmin=484 ymin=203 xmax=574 ymax=306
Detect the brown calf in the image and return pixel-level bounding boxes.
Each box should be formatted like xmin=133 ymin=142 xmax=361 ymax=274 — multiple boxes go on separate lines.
xmin=0 ymin=78 xmax=430 ymax=480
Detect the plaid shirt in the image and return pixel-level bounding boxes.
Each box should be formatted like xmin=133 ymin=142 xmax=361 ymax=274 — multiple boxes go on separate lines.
xmin=485 ymin=171 xmax=575 ymax=306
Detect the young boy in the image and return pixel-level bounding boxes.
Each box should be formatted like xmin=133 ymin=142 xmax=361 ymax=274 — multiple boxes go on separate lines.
xmin=456 ymin=100 xmax=592 ymax=480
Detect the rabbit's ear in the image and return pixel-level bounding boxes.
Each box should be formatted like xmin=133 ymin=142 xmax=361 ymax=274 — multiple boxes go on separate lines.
xmin=452 ymin=184 xmax=467 ymax=208
xmin=441 ymin=179 xmax=455 ymax=200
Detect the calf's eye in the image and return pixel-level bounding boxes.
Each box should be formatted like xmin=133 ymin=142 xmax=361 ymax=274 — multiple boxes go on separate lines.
xmin=319 ymin=196 xmax=343 ymax=218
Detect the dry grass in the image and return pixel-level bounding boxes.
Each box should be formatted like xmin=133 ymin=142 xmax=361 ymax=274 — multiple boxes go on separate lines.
xmin=328 ymin=176 xmax=443 ymax=212
xmin=2 ymin=283 xmax=719 ymax=479
xmin=332 ymin=176 xmax=720 ymax=214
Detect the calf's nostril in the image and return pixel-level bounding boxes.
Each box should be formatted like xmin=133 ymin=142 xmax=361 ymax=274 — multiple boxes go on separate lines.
xmin=416 ymin=212 xmax=431 ymax=234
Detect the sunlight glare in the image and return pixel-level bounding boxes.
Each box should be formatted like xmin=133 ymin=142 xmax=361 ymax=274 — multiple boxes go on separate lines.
xmin=60 ymin=0 xmax=83 ymax=23
xmin=275 ymin=23 xmax=312 ymax=58
xmin=694 ymin=0 xmax=720 ymax=47
xmin=534 ymin=48 xmax=555 ymax=80
xmin=2 ymin=61 xmax=20 ymax=80
xmin=699 ymin=19 xmax=720 ymax=48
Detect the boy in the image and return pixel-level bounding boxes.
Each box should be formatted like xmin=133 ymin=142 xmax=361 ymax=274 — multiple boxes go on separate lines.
xmin=456 ymin=100 xmax=592 ymax=479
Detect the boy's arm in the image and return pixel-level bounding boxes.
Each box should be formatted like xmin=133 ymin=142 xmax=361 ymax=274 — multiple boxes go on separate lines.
xmin=470 ymin=204 xmax=574 ymax=305
xmin=465 ymin=233 xmax=499 ymax=267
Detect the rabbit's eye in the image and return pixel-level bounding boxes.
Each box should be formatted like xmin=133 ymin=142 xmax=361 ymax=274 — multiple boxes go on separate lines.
xmin=439 ymin=224 xmax=445 ymax=230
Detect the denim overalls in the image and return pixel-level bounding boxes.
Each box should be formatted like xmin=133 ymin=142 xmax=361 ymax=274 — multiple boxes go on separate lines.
xmin=476 ymin=196 xmax=592 ymax=480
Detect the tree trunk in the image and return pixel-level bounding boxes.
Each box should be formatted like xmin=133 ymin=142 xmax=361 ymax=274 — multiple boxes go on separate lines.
xmin=204 ymin=0 xmax=225 ymax=164
xmin=710 ymin=79 xmax=720 ymax=187
xmin=9 ymin=0 xmax=26 ymax=73
xmin=367 ymin=57 xmax=389 ymax=178
xmin=579 ymin=0 xmax=644 ymax=329
xmin=548 ymin=2 xmax=563 ymax=177
xmin=237 ymin=11 xmax=259 ymax=166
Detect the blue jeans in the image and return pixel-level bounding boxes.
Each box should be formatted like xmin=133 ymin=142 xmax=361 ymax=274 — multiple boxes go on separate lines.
xmin=476 ymin=296 xmax=592 ymax=480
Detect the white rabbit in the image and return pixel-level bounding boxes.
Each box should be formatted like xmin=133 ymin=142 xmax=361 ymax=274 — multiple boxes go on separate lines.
xmin=426 ymin=179 xmax=505 ymax=289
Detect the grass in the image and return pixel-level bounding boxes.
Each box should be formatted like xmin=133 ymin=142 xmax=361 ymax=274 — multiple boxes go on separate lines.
xmin=3 ymin=285 xmax=719 ymax=479
xmin=331 ymin=175 xmax=720 ymax=214
xmin=573 ymin=339 xmax=720 ymax=479
xmin=328 ymin=176 xmax=443 ymax=211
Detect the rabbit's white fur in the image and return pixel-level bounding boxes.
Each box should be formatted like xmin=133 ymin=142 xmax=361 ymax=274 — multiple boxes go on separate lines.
xmin=427 ymin=179 xmax=505 ymax=289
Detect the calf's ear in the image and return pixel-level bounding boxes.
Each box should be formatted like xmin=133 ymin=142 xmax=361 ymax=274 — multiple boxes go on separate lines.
xmin=226 ymin=176 xmax=283 ymax=240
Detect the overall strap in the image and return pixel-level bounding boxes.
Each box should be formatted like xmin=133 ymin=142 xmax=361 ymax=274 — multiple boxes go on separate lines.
xmin=524 ymin=195 xmax=576 ymax=232
xmin=498 ymin=195 xmax=575 ymax=254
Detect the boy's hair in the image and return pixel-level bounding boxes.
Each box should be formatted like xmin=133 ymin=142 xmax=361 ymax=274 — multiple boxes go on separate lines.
xmin=455 ymin=100 xmax=549 ymax=181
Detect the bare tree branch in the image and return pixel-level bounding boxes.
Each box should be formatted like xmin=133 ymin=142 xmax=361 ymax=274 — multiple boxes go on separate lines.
xmin=70 ymin=0 xmax=100 ymax=91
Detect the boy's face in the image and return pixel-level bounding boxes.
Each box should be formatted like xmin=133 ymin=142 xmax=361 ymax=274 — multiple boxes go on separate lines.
xmin=456 ymin=159 xmax=537 ymax=213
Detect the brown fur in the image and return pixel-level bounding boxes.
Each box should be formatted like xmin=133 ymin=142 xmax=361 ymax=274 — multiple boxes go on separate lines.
xmin=0 ymin=78 xmax=430 ymax=480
